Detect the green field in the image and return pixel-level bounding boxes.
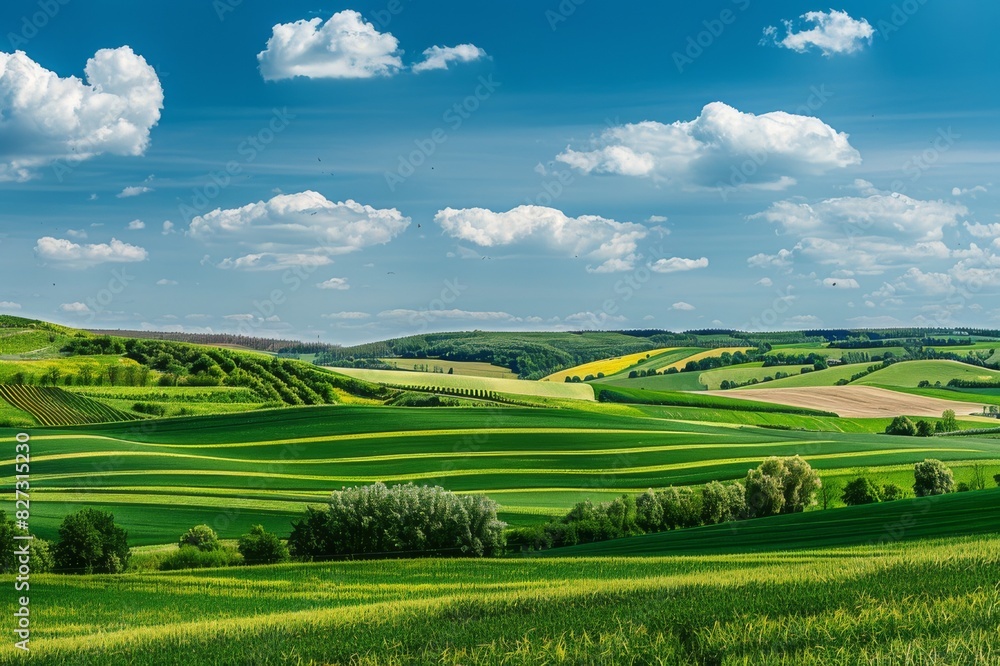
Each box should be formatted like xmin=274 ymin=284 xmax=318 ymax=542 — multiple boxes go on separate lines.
xmin=2 ymin=535 xmax=996 ymax=664
xmin=0 ymin=385 xmax=141 ymax=425
xmin=330 ymin=367 xmax=596 ymax=400
xmin=855 ymin=359 xmax=1000 ymax=388
xmin=6 ymin=405 xmax=1000 ymax=545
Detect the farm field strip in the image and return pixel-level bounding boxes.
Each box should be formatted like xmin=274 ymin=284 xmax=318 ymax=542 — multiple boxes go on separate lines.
xmin=540 ymin=347 xmax=679 ymax=382
xmin=655 ymin=347 xmax=751 ymax=373
xmin=330 ymin=367 xmax=596 ymax=400
xmin=0 ymin=384 xmax=140 ymax=425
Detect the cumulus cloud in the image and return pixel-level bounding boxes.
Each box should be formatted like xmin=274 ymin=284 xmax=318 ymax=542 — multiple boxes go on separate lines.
xmin=650 ymin=256 xmax=708 ymax=274
xmin=162 ymin=221 xmax=175 ymax=235
xmin=952 ymin=185 xmax=988 ymax=197
xmin=964 ymin=221 xmax=1000 ymax=238
xmin=749 ymin=193 xmax=968 ymax=274
xmin=755 ymin=277 xmax=774 ymax=287
xmin=60 ymin=302 xmax=92 ymax=314
xmin=435 ymin=205 xmax=649 ymax=273
xmin=412 ymin=44 xmax=487 ymax=73
xmin=35 ymin=236 xmax=147 ymax=268
xmin=127 ymin=219 xmax=145 ymax=230
xmin=0 ymin=301 xmax=21 ymax=310
xmin=0 ymin=47 xmax=163 ymax=181
xmin=316 ymin=277 xmax=350 ymax=290
xmin=556 ymin=102 xmax=860 ymax=189
xmin=117 ymin=185 xmax=152 ymax=198
xmin=257 ymin=10 xmax=403 ymax=81
xmin=764 ymin=10 xmax=874 ymax=56
xmin=671 ymin=302 xmax=696 ymax=311
xmin=190 ymin=191 xmax=409 ymax=270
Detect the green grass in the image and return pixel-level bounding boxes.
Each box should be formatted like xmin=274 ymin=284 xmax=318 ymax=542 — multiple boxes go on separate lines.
xmin=0 ymin=385 xmax=141 ymax=425
xmin=600 ymin=347 xmax=704 ymax=379
xmin=699 ymin=363 xmax=813 ymax=389
xmin=0 ymin=328 xmax=72 ymax=357
xmin=379 ymin=358 xmax=517 ymax=379
xmin=736 ymin=363 xmax=866 ymax=389
xmin=600 ymin=369 xmax=707 ymax=391
xmin=0 ymin=355 xmax=143 ymax=383
xmin=1 ymin=536 xmax=996 ymax=664
xmin=551 ymin=487 xmax=1000 ymax=556
xmin=766 ymin=344 xmax=910 ymax=359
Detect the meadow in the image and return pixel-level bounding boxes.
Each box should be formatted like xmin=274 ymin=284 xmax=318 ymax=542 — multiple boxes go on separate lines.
xmin=331 ymin=367 xmax=596 ymax=400
xmin=379 ymin=357 xmax=517 ymax=379
xmin=1 ymin=535 xmax=996 ymax=664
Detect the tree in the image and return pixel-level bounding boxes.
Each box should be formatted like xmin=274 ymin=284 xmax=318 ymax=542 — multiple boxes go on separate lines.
xmin=745 ymin=456 xmax=821 ymax=518
xmin=179 ymin=524 xmax=221 ymax=551
xmin=54 ymin=509 xmax=130 ymax=574
xmin=881 ymin=484 xmax=905 ymax=502
xmin=913 ymin=459 xmax=954 ymax=497
xmin=819 ymin=479 xmax=841 ymax=510
xmin=993 ymin=473 xmax=1000 ymax=487
xmin=885 ymin=416 xmax=917 ymax=436
xmin=238 ymin=525 xmax=289 ymax=565
xmin=940 ymin=409 xmax=958 ymax=432
xmin=841 ymin=477 xmax=882 ymax=506
xmin=915 ymin=420 xmax=934 ymax=437
xmin=970 ymin=464 xmax=987 ymax=491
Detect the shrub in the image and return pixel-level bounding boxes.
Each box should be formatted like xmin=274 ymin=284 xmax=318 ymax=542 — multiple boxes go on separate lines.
xmin=54 ymin=508 xmax=130 ymax=574
xmin=289 ymin=483 xmax=506 ymax=561
xmin=994 ymin=473 xmax=1000 ymax=487
xmin=881 ymin=484 xmax=905 ymax=502
xmin=841 ymin=477 xmax=882 ymax=506
xmin=956 ymin=482 xmax=971 ymax=493
xmin=179 ymin=524 xmax=221 ymax=551
xmin=885 ymin=416 xmax=917 ymax=436
xmin=160 ymin=545 xmax=242 ymax=570
xmin=913 ymin=459 xmax=954 ymax=497
xmin=238 ymin=525 xmax=289 ymax=565
xmin=915 ymin=420 xmax=934 ymax=437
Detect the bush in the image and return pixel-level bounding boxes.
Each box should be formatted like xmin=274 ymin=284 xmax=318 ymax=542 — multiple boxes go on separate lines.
xmin=913 ymin=459 xmax=954 ymax=497
xmin=54 ymin=508 xmax=130 ymax=574
xmin=885 ymin=416 xmax=917 ymax=436
xmin=881 ymin=484 xmax=905 ymax=502
xmin=179 ymin=524 xmax=222 ymax=551
xmin=160 ymin=545 xmax=242 ymax=570
xmin=289 ymin=483 xmax=506 ymax=560
xmin=915 ymin=420 xmax=934 ymax=437
xmin=841 ymin=477 xmax=882 ymax=505
xmin=994 ymin=473 xmax=1000 ymax=487
xmin=238 ymin=525 xmax=289 ymax=565
xmin=0 ymin=512 xmax=47 ymax=573
xmin=745 ymin=456 xmax=820 ymax=517
xmin=956 ymin=482 xmax=971 ymax=493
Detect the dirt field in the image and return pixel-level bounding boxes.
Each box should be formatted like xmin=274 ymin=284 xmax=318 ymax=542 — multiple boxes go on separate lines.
xmin=703 ymin=385 xmax=993 ymax=419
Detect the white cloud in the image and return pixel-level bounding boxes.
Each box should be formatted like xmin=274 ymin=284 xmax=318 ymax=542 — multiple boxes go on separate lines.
xmin=316 ymin=277 xmax=350 ymax=290
xmin=847 ymin=315 xmax=905 ymax=327
xmin=223 ymin=314 xmax=255 ymax=321
xmin=322 ymin=311 xmax=370 ymax=320
xmin=646 ymin=215 xmax=668 ymax=223
xmin=191 ymin=191 xmax=409 ymax=270
xmin=378 ymin=308 xmax=522 ymax=323
xmin=0 ymin=301 xmax=21 ymax=310
xmin=59 ymin=302 xmax=92 ymax=314
xmin=412 ymin=44 xmax=487 ymax=73
xmin=117 ymin=185 xmax=152 ymax=198
xmin=162 ymin=221 xmax=175 ymax=235
xmin=964 ymin=221 xmax=1000 ymax=238
xmin=823 ymin=277 xmax=860 ymax=289
xmin=127 ymin=219 xmax=146 ymax=230
xmin=65 ymin=229 xmax=87 ymax=239
xmin=35 ymin=237 xmax=147 ymax=268
xmin=750 ymin=193 xmax=968 ymax=274
xmin=258 ymin=10 xmax=403 ymax=81
xmin=764 ymin=10 xmax=874 ymax=56
xmin=562 ymin=311 xmax=627 ymax=327
xmin=755 ymin=277 xmax=774 ymax=287
xmin=435 ymin=204 xmax=649 ymax=273
xmin=650 ymin=256 xmax=708 ymax=274
xmin=156 ymin=278 xmax=177 ymax=286
xmin=952 ymin=185 xmax=988 ymax=197
xmin=556 ymin=102 xmax=860 ymax=189
xmin=671 ymin=301 xmax=695 ymax=311
xmin=0 ymin=47 xmax=163 ymax=181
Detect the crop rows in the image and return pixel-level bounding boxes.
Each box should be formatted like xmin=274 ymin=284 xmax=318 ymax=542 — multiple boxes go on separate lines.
xmin=0 ymin=384 xmax=141 ymax=426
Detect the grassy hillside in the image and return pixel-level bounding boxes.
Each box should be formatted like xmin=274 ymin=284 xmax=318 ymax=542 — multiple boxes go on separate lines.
xmin=593 ymin=384 xmax=838 ymax=416
xmin=4 ymin=536 xmax=996 ymax=664
xmin=379 ymin=358 xmax=517 ymax=378
xmin=550 ymin=488 xmax=1000 ymax=556
xmin=7 ymin=405 xmax=1000 ymax=544
xmin=856 ymin=359 xmax=1000 ymax=388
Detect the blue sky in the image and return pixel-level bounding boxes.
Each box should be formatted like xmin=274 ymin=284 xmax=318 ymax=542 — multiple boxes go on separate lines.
xmin=1 ymin=0 xmax=998 ymax=343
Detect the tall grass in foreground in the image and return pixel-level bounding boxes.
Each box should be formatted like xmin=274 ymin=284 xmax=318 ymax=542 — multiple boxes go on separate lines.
xmin=1 ymin=535 xmax=996 ymax=664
